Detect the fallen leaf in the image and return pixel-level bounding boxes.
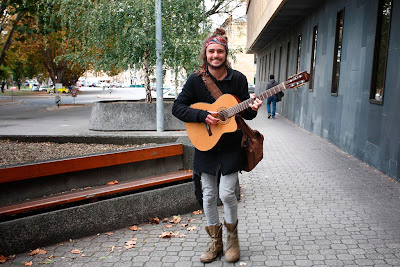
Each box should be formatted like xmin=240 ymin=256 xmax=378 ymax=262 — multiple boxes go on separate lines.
xmin=162 ymin=217 xmax=169 ymax=222
xmin=129 ymin=225 xmax=141 ymax=231
xmin=181 ymin=223 xmax=188 ymax=227
xmin=70 ymin=249 xmax=82 ymax=254
xmin=159 ymin=231 xmax=174 ymax=238
xmin=165 ymin=224 xmax=173 ymax=228
xmin=187 ymin=226 xmax=197 ymax=231
xmin=148 ymin=217 xmax=160 ymax=224
xmin=109 ymin=246 xmax=115 ymax=252
xmin=107 ymin=180 xmax=118 ymax=185
xmin=23 ymin=261 xmax=33 ymax=266
xmin=0 ymin=255 xmax=7 ymax=263
xmin=47 ymin=255 xmax=56 ymax=259
xmin=29 ymin=248 xmax=47 ymax=256
xmin=159 ymin=231 xmax=186 ymax=238
xmin=193 ymin=210 xmax=203 ymax=215
xmin=170 ymin=215 xmax=182 ymax=224
xmin=125 ymin=238 xmax=137 ymax=249
xmin=105 ymin=232 xmax=114 ymax=236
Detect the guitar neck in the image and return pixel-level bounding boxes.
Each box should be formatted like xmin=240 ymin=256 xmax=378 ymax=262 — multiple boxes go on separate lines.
xmin=223 ymin=82 xmax=286 ymax=118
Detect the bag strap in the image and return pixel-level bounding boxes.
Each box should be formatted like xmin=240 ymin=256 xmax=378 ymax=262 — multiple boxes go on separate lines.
xmin=200 ymin=70 xmax=223 ymax=100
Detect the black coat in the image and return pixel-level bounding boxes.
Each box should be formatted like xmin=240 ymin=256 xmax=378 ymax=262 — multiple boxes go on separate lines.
xmin=172 ymin=68 xmax=257 ymax=176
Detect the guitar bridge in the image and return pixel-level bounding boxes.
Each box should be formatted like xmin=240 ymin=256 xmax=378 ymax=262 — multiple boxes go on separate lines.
xmin=204 ymin=123 xmax=212 ymax=136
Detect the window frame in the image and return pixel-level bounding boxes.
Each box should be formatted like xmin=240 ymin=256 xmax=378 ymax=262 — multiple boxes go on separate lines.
xmin=309 ymin=25 xmax=318 ymax=91
xmin=369 ymin=0 xmax=393 ymax=105
xmin=331 ymin=9 xmax=345 ymax=96
xmin=296 ymin=35 xmax=302 ymax=74
xmin=285 ymin=41 xmax=291 ymax=80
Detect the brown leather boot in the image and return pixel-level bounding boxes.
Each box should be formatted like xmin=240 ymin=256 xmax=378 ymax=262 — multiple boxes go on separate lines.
xmin=200 ymin=224 xmax=223 ymax=263
xmin=224 ymin=220 xmax=240 ymax=262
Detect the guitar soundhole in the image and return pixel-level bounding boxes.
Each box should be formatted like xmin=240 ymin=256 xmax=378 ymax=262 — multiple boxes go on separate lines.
xmin=217 ymin=109 xmax=230 ymax=125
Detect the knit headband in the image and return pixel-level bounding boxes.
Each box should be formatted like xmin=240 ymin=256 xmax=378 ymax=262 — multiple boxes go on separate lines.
xmin=205 ymin=36 xmax=228 ymax=52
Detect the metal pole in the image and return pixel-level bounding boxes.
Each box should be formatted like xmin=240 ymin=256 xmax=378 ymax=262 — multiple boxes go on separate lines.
xmin=155 ymin=0 xmax=164 ymax=132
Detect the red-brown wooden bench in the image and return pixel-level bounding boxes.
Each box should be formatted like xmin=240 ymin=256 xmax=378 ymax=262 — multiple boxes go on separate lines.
xmin=0 ymin=143 xmax=192 ymax=218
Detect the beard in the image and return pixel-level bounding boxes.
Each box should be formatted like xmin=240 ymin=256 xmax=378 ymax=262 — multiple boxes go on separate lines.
xmin=207 ymin=59 xmax=226 ymax=70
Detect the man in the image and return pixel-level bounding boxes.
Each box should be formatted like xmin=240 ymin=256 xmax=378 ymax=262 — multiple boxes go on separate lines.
xmin=266 ymin=74 xmax=279 ymax=119
xmin=172 ymin=28 xmax=262 ymax=263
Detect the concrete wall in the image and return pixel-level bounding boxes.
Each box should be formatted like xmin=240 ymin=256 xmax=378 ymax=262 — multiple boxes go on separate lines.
xmin=254 ymin=0 xmax=399 ymax=180
xmin=89 ymin=100 xmax=185 ymax=131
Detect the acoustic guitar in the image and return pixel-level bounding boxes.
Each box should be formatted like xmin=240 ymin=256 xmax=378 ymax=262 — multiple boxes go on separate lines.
xmin=185 ymin=71 xmax=310 ymax=151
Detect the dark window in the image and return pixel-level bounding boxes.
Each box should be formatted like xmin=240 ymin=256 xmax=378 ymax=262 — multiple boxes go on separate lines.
xmin=309 ymin=25 xmax=318 ymax=90
xmin=296 ymin=35 xmax=302 ymax=73
xmin=285 ymin=41 xmax=290 ymax=79
xmin=268 ymin=52 xmax=272 ymax=78
xmin=278 ymin=46 xmax=282 ymax=82
xmin=254 ymin=54 xmax=257 ymax=65
xmin=273 ymin=49 xmax=276 ymax=77
xmin=370 ymin=0 xmax=393 ymax=104
xmin=331 ymin=9 xmax=345 ymax=96
xmin=264 ymin=55 xmax=267 ymax=82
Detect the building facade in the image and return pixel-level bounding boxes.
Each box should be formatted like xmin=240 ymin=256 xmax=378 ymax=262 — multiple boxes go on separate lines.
xmin=223 ymin=16 xmax=257 ymax=85
xmin=247 ymin=0 xmax=399 ymax=181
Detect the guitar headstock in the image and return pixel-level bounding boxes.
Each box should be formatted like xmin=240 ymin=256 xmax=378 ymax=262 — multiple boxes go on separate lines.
xmin=284 ymin=71 xmax=310 ymax=89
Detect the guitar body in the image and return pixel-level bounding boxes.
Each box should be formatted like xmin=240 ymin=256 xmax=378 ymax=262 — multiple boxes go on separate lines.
xmin=186 ymin=94 xmax=239 ymax=151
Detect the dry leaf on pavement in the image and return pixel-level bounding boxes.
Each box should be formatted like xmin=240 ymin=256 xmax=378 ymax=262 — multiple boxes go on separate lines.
xmin=159 ymin=231 xmax=186 ymax=238
xmin=105 ymin=232 xmax=114 ymax=236
xmin=193 ymin=210 xmax=203 ymax=215
xmin=129 ymin=225 xmax=141 ymax=231
xmin=169 ymin=215 xmax=182 ymax=224
xmin=70 ymin=249 xmax=82 ymax=254
xmin=148 ymin=217 xmax=160 ymax=224
xmin=23 ymin=261 xmax=33 ymax=266
xmin=29 ymin=248 xmax=47 ymax=256
xmin=187 ymin=226 xmax=197 ymax=231
xmin=107 ymin=180 xmax=118 ymax=185
xmin=125 ymin=238 xmax=137 ymax=249
xmin=0 ymin=255 xmax=7 ymax=263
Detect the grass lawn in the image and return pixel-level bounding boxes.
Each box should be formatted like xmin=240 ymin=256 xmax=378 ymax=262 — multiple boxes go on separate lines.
xmin=0 ymin=89 xmax=45 ymax=96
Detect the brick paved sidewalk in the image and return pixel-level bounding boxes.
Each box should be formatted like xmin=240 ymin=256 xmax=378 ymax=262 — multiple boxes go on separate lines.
xmin=2 ymin=109 xmax=400 ymax=266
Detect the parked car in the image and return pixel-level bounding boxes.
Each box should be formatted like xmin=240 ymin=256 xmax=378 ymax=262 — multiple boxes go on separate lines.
xmin=163 ymin=88 xmax=182 ymax=99
xmin=47 ymin=87 xmax=69 ymax=94
xmin=31 ymin=84 xmax=39 ymax=91
xmin=248 ymin=84 xmax=255 ymax=94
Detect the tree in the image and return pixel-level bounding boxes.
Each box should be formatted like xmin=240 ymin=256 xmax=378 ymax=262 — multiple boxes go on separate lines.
xmin=0 ymin=0 xmax=40 ymax=67
xmin=59 ymin=0 xmax=244 ymax=101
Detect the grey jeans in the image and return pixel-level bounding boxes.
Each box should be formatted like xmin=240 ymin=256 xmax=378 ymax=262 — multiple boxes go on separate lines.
xmin=201 ymin=172 xmax=238 ymax=225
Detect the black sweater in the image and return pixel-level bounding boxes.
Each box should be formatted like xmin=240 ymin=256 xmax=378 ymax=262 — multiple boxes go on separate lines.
xmin=172 ymin=68 xmax=257 ymax=176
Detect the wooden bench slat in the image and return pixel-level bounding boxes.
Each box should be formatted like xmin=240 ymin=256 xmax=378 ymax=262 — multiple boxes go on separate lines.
xmin=0 ymin=144 xmax=183 ymax=184
xmin=0 ymin=170 xmax=193 ymax=217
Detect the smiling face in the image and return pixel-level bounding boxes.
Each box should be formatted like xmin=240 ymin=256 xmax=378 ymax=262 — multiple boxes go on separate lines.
xmin=206 ymin=43 xmax=227 ymax=70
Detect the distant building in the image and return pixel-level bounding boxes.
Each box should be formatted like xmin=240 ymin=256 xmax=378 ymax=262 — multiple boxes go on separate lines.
xmin=223 ymin=16 xmax=256 ymax=86
xmin=247 ymin=0 xmax=399 ymax=181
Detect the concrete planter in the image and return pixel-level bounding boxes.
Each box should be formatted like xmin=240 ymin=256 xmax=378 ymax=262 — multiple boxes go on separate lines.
xmin=89 ymin=100 xmax=185 ymax=131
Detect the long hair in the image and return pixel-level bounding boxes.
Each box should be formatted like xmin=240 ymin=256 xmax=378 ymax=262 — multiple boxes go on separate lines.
xmin=199 ymin=28 xmax=231 ymax=71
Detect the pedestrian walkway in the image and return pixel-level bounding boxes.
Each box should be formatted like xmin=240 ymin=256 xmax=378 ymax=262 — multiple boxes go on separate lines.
xmin=1 ymin=108 xmax=400 ymax=266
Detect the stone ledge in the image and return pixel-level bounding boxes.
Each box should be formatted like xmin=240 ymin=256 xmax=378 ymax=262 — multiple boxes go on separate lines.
xmin=89 ymin=100 xmax=185 ymax=131
xmin=0 ymin=182 xmax=201 ymax=255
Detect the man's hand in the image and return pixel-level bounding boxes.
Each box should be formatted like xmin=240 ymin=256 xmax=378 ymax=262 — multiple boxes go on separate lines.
xmin=249 ymin=94 xmax=263 ymax=111
xmin=205 ymin=111 xmax=219 ymax=125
